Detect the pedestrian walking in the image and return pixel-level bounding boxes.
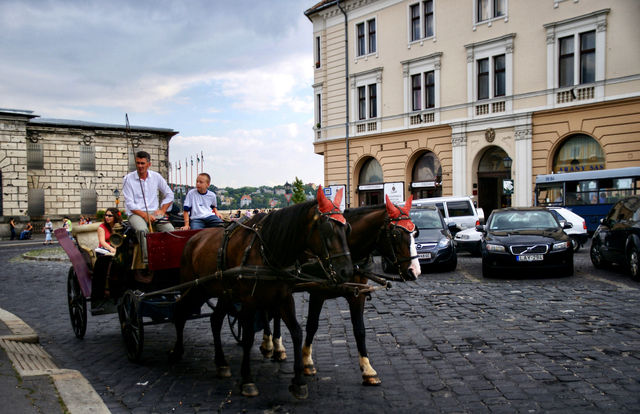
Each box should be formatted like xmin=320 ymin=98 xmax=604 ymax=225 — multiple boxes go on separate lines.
xmin=9 ymin=217 xmax=16 ymax=240
xmin=43 ymin=218 xmax=53 ymax=245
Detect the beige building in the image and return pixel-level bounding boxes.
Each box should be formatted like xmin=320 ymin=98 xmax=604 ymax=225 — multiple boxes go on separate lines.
xmin=0 ymin=108 xmax=176 ymax=233
xmin=305 ymin=0 xmax=640 ymax=215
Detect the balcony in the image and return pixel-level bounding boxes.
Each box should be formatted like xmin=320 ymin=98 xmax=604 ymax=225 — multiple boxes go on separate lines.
xmin=556 ymin=86 xmax=595 ymax=104
xmin=475 ymin=99 xmax=506 ymax=116
xmin=409 ymin=112 xmax=435 ymax=126
xmin=356 ymin=121 xmax=378 ymax=134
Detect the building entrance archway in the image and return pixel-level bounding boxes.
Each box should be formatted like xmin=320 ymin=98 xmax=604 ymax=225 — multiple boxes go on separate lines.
xmin=477 ymin=146 xmax=511 ymax=218
xmin=357 ymin=157 xmax=384 ymax=206
xmin=410 ymin=151 xmax=442 ymax=199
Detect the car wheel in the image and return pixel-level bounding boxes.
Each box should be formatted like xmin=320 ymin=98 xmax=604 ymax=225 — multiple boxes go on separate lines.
xmin=564 ymin=261 xmax=574 ymax=277
xmin=570 ymin=237 xmax=580 ymax=253
xmin=628 ymin=244 xmax=640 ymax=281
xmin=441 ymin=255 xmax=457 ymax=272
xmin=481 ymin=260 xmax=494 ymax=278
xmin=590 ymin=240 xmax=605 ymax=269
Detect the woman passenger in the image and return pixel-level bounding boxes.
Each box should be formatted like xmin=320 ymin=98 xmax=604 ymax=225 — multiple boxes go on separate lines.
xmin=97 ymin=208 xmax=122 ymax=255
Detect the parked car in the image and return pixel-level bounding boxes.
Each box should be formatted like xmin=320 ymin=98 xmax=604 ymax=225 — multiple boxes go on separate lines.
xmin=454 ymin=227 xmax=482 ymax=256
xmin=590 ymin=195 xmax=640 ymax=280
xmin=384 ymin=205 xmax=457 ymax=272
xmin=547 ymin=207 xmax=588 ymax=252
xmin=477 ymin=207 xmax=574 ymax=278
xmin=411 ymin=196 xmax=482 ymax=232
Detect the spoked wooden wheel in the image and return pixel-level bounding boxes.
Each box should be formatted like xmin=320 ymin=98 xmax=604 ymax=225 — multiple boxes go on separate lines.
xmin=118 ymin=290 xmax=144 ymax=362
xmin=228 ymin=313 xmax=242 ymax=344
xmin=67 ymin=267 xmax=87 ymax=339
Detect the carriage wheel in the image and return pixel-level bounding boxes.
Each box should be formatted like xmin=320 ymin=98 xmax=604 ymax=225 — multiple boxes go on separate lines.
xmin=67 ymin=267 xmax=87 ymax=339
xmin=118 ymin=290 xmax=144 ymax=362
xmin=227 ymin=313 xmax=242 ymax=344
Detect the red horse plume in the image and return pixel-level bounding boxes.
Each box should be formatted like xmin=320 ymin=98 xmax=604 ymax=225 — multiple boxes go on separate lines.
xmin=317 ymin=186 xmax=346 ymax=224
xmin=385 ymin=195 xmax=415 ymax=232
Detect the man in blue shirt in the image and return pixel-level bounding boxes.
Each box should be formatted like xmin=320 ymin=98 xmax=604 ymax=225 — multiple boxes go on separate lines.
xmin=181 ymin=173 xmax=223 ymax=229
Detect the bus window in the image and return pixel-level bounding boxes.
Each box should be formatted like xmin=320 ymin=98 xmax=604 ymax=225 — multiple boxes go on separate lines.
xmin=536 ymin=184 xmax=563 ymax=206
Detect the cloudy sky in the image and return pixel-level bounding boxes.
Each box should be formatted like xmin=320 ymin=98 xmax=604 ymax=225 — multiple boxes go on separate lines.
xmin=0 ymin=0 xmax=322 ymax=187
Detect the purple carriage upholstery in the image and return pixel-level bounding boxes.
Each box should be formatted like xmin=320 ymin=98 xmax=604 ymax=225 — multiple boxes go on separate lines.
xmin=55 ymin=227 xmax=92 ymax=297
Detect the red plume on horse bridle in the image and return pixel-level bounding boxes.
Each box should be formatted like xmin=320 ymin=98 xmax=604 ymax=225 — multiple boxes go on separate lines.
xmin=385 ymin=194 xmax=415 ymax=232
xmin=317 ymin=186 xmax=346 ymax=224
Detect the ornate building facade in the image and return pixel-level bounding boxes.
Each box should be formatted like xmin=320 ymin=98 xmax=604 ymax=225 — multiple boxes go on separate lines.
xmin=305 ymin=0 xmax=640 ymax=216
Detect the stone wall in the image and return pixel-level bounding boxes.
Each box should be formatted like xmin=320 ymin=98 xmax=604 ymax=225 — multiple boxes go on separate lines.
xmin=0 ymin=110 xmax=176 ymax=238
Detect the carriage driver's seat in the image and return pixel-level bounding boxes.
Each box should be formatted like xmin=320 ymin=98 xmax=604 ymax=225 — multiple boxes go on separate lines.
xmin=72 ymin=223 xmax=102 ymax=267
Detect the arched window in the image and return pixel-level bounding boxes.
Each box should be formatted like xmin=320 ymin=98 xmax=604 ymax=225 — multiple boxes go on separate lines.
xmin=478 ymin=146 xmax=510 ymax=174
xmin=553 ymin=134 xmax=604 ymax=173
xmin=411 ymin=151 xmax=442 ymax=198
xmin=358 ymin=158 xmax=384 ymax=206
xmin=359 ymin=158 xmax=383 ymax=184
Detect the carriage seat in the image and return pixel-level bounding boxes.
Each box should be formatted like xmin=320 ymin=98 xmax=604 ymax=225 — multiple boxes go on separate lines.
xmin=72 ymin=223 xmax=102 ymax=266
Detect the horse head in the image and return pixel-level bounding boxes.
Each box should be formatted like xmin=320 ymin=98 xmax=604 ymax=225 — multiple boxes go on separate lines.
xmin=310 ymin=186 xmax=353 ymax=284
xmin=382 ymin=195 xmax=421 ymax=281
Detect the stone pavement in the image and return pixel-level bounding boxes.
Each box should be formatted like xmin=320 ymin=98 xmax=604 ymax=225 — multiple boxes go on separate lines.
xmin=0 ymin=308 xmax=109 ymax=413
xmin=1 ymin=241 xmax=640 ymax=413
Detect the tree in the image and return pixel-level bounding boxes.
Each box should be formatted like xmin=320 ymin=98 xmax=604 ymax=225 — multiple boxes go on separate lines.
xmin=292 ymin=177 xmax=306 ymax=204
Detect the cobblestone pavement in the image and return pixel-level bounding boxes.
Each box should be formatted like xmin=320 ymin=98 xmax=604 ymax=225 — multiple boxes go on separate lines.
xmin=1 ymin=242 xmax=639 ymax=413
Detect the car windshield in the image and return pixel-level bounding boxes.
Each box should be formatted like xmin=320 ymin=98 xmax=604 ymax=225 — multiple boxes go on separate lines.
xmin=410 ymin=209 xmax=443 ymax=229
xmin=488 ymin=210 xmax=559 ymax=231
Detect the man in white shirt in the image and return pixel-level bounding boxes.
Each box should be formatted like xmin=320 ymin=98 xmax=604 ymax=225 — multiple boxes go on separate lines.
xmin=122 ymin=150 xmax=174 ymax=264
xmin=181 ymin=173 xmax=223 ymax=229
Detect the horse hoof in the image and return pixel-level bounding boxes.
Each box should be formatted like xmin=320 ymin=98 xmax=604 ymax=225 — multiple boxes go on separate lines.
xmin=289 ymin=383 xmax=308 ymax=400
xmin=260 ymin=345 xmax=274 ymax=359
xmin=273 ymin=351 xmax=287 ymax=362
xmin=242 ymin=383 xmax=259 ymax=397
xmin=362 ymin=375 xmax=382 ymax=386
xmin=303 ymin=364 xmax=317 ymax=376
xmin=217 ymin=366 xmax=232 ymax=378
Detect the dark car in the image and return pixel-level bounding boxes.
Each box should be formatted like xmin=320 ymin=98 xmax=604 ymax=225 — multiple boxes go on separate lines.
xmin=590 ymin=195 xmax=640 ymax=280
xmin=477 ymin=207 xmax=574 ymax=278
xmin=383 ymin=205 xmax=457 ymax=272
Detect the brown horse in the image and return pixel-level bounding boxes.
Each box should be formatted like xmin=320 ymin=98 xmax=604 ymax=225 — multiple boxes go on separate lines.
xmin=171 ymin=187 xmax=352 ymax=399
xmin=259 ymin=196 xmax=421 ymax=385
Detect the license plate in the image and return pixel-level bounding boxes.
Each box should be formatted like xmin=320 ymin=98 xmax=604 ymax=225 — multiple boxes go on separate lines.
xmin=418 ymin=253 xmax=431 ymax=259
xmin=516 ymin=254 xmax=543 ymax=262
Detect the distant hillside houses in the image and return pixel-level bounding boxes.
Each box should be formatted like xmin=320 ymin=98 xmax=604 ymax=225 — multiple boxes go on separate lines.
xmin=240 ymin=194 xmax=251 ymax=207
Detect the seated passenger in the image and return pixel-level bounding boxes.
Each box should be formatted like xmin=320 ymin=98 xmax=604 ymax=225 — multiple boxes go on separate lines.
xmin=19 ymin=222 xmax=33 ymax=240
xmin=96 ymin=208 xmax=122 ymax=256
xmin=122 ymin=150 xmax=174 ymax=264
xmin=181 ymin=172 xmax=223 ymax=230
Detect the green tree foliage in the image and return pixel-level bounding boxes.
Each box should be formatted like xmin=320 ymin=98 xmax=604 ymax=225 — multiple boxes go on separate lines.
xmin=292 ymin=177 xmax=306 ymax=204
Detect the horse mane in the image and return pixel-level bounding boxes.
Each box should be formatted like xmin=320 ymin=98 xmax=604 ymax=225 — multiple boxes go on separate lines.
xmin=344 ymin=204 xmax=385 ymax=221
xmin=256 ymin=200 xmax=318 ymax=267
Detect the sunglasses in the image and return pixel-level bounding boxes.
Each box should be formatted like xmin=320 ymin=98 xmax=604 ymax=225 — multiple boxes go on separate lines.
xmin=105 ymin=214 xmax=114 ymax=217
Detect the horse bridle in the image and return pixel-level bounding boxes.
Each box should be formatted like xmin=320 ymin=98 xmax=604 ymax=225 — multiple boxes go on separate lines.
xmin=307 ymin=207 xmax=352 ymax=284
xmin=381 ymin=214 xmax=418 ymax=281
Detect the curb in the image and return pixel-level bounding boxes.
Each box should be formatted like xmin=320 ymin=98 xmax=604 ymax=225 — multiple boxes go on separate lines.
xmin=0 ymin=308 xmax=110 ymax=413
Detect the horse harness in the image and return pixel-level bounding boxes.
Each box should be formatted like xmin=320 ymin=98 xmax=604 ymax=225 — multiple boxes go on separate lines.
xmin=214 ymin=206 xmax=350 ymax=287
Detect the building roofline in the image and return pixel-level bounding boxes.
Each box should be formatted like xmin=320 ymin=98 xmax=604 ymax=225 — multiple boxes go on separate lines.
xmin=304 ymin=0 xmax=338 ymax=19
xmin=29 ymin=117 xmax=178 ymax=136
xmin=0 ymin=108 xmax=38 ymax=119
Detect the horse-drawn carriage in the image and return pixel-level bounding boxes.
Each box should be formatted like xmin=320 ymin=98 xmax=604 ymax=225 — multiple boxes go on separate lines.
xmin=56 ymin=221 xmax=211 ymax=361
xmin=57 ymin=187 xmax=370 ymax=398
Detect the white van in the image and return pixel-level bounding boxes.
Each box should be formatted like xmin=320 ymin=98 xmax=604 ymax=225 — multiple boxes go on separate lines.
xmin=411 ymin=196 xmax=482 ymax=230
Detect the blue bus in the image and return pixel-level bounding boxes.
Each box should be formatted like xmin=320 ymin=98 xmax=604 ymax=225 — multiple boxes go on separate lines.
xmin=534 ymin=167 xmax=640 ymax=234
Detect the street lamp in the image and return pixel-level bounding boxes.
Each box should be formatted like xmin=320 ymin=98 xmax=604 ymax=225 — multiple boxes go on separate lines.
xmin=113 ymin=188 xmax=120 ymax=207
xmin=503 ymin=155 xmax=513 ymax=171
